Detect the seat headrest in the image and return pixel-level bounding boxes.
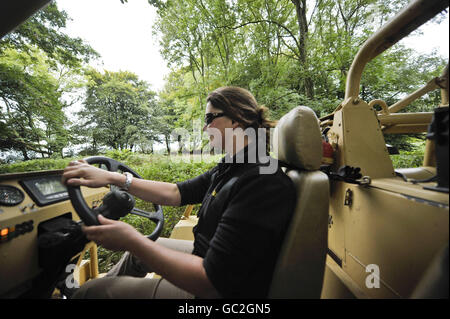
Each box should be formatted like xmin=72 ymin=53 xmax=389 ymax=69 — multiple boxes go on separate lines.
xmin=273 ymin=106 xmax=322 ymax=170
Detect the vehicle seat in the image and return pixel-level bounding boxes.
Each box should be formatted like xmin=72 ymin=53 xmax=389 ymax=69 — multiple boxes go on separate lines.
xmin=269 ymin=106 xmax=330 ymax=298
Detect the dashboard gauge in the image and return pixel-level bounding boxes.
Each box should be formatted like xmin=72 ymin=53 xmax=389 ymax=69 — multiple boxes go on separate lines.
xmin=0 ymin=185 xmax=25 ymax=206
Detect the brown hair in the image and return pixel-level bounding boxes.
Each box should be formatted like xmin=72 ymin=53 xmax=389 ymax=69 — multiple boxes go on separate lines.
xmin=206 ymin=86 xmax=276 ymax=151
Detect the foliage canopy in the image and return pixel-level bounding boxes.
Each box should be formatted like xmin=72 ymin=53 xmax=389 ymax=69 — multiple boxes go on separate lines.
xmin=0 ymin=0 xmax=447 ymax=162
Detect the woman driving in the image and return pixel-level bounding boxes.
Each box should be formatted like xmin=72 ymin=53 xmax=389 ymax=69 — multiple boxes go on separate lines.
xmin=62 ymin=86 xmax=296 ymax=298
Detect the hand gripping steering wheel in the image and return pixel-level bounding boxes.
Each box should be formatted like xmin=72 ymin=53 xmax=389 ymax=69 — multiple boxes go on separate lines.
xmin=67 ymin=156 xmax=164 ymax=241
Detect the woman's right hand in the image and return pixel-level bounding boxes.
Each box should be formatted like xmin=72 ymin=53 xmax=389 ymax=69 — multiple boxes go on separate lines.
xmin=62 ymin=159 xmax=121 ymax=188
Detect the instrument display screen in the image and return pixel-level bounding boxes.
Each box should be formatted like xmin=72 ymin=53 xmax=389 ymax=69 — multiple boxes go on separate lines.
xmin=20 ymin=175 xmax=68 ymax=206
xmin=34 ymin=178 xmax=66 ymax=196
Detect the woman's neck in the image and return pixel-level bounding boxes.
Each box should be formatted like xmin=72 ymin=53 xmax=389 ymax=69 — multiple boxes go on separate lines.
xmin=225 ymin=134 xmax=252 ymax=156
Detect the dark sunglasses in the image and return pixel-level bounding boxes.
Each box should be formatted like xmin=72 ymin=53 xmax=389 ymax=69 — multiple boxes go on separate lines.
xmin=204 ymin=112 xmax=226 ymax=125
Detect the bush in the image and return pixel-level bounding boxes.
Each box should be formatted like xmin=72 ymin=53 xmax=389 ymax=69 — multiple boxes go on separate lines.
xmin=104 ymin=149 xmax=133 ymax=162
xmin=387 ymin=135 xmax=426 ymax=169
xmin=0 ymin=158 xmax=73 ymax=174
xmin=391 ymin=150 xmax=424 ymax=169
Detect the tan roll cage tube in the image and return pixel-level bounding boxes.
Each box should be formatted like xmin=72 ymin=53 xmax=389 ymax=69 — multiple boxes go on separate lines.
xmin=386 ymin=67 xmax=448 ymax=113
xmin=372 ymin=63 xmax=449 ymax=115
xmin=322 ymin=63 xmax=449 ymax=130
xmin=345 ymin=0 xmax=449 ymax=101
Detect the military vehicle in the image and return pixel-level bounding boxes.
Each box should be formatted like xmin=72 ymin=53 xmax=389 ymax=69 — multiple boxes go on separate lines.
xmin=0 ymin=0 xmax=448 ymax=298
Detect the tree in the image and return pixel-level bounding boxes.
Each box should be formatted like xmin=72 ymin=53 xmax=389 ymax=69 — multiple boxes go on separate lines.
xmin=77 ymin=69 xmax=159 ymax=151
xmin=0 ymin=47 xmax=68 ymax=159
xmin=0 ymin=2 xmax=98 ymax=159
xmin=151 ymin=0 xmax=446 ymax=121
xmin=0 ymin=3 xmax=98 ymax=67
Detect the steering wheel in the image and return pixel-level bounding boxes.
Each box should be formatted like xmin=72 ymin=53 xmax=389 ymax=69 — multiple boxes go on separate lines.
xmin=66 ymin=156 xmax=164 ymax=241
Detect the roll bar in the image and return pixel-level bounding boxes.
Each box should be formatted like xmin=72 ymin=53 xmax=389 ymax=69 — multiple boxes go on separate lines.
xmin=345 ymin=0 xmax=449 ymax=100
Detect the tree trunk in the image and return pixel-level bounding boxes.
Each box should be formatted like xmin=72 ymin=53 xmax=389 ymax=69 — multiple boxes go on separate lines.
xmin=291 ymin=0 xmax=314 ymax=99
xmin=92 ymin=137 xmax=98 ymax=154
xmin=177 ymin=135 xmax=182 ymax=155
xmin=165 ymin=134 xmax=171 ymax=154
xmin=21 ymin=147 xmax=29 ymax=160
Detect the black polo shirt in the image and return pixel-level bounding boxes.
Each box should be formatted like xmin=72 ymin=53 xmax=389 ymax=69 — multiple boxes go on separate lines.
xmin=176 ymin=145 xmax=296 ymax=298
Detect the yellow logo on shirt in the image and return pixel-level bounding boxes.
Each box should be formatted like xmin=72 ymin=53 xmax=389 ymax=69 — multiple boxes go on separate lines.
xmin=211 ymin=189 xmax=217 ymax=197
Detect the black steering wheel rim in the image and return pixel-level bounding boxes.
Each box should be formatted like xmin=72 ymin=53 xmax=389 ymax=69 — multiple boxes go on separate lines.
xmin=67 ymin=156 xmax=164 ymax=241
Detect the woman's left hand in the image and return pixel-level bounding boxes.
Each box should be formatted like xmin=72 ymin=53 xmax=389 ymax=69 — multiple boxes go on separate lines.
xmin=82 ymin=215 xmax=143 ymax=252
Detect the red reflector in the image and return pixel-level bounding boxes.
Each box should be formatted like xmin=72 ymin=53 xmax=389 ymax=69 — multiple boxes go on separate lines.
xmin=322 ymin=140 xmax=334 ymax=164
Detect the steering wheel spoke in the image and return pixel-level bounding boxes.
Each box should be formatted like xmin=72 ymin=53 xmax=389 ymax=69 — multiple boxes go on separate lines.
xmin=131 ymin=207 xmax=162 ymax=222
xmin=130 ymin=207 xmax=164 ymax=241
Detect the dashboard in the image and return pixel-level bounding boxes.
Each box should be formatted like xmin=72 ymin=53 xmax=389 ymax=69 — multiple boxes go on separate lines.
xmin=0 ymin=170 xmax=108 ymax=297
xmin=0 ymin=174 xmax=68 ymax=208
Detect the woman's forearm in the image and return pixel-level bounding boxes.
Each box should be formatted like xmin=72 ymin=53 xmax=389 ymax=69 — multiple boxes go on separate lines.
xmin=83 ymin=215 xmax=219 ymax=298
xmin=109 ymin=172 xmax=181 ymax=206
xmin=63 ymin=162 xmax=181 ymax=206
